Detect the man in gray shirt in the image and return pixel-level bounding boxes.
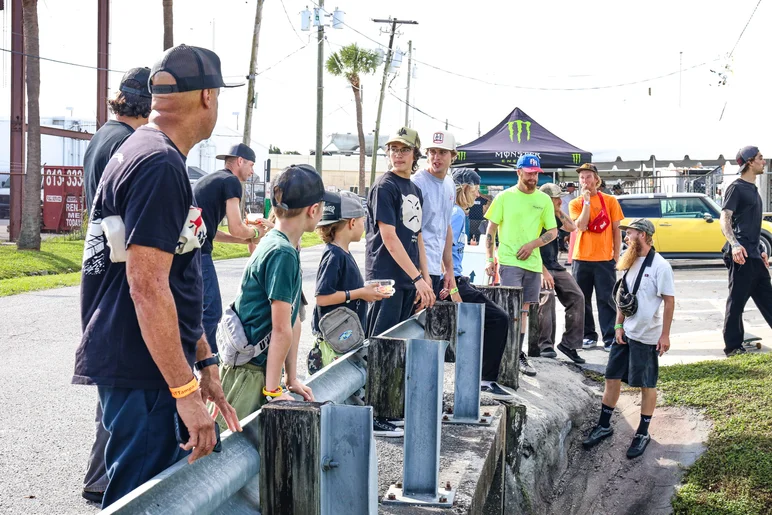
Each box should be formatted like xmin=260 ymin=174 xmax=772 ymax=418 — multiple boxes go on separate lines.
xmin=412 ymin=130 xmax=462 ymax=302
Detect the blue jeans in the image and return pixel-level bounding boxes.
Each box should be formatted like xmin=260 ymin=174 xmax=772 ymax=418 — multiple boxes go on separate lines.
xmin=98 ymin=386 xmax=188 ymax=508
xmin=201 ymin=252 xmax=222 ymax=353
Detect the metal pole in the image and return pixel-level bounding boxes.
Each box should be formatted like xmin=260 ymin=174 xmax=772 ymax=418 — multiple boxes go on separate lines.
xmin=96 ymin=0 xmax=109 ymax=129
xmin=679 ymin=51 xmax=682 ymax=108
xmin=404 ymin=40 xmax=412 ymax=127
xmin=315 ymin=0 xmax=325 ymax=176
xmin=9 ymin=0 xmax=25 ymax=242
xmin=370 ymin=18 xmax=397 ymax=187
xmin=243 ymin=0 xmax=264 ymax=147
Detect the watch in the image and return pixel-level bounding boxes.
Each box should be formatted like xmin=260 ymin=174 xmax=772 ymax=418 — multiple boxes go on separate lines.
xmin=194 ymin=355 xmax=220 ymax=371
xmin=411 ymin=273 xmax=423 ymax=284
xmin=583 ymin=200 xmax=591 ymax=206
xmin=345 ymin=290 xmax=351 ymax=303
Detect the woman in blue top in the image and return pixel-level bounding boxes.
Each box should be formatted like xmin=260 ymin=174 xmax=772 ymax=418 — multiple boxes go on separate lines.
xmin=446 ymin=169 xmax=513 ymax=399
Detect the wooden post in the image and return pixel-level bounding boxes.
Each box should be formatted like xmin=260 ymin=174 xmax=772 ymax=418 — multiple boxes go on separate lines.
xmin=527 ymin=303 xmax=540 ymax=358
xmin=365 ymin=337 xmax=406 ymax=420
xmin=477 ymin=286 xmax=522 ymax=390
xmin=425 ymin=301 xmax=458 ymax=362
xmin=258 ymin=402 xmax=322 ymax=515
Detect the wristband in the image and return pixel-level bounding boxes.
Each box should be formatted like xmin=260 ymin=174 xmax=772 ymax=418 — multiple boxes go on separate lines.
xmin=584 ymin=201 xmax=591 ymax=206
xmin=411 ymin=273 xmax=423 ymax=284
xmin=450 ymin=287 xmax=459 ymax=295
xmin=253 ymin=227 xmax=260 ymax=240
xmin=262 ymin=386 xmax=284 ymax=398
xmin=170 ymin=376 xmax=199 ymax=399
xmin=194 ymin=355 xmax=219 ymax=371
xmin=345 ymin=290 xmax=351 ymax=303
xmin=487 ymin=258 xmax=495 ymax=263
xmin=614 ymin=323 xmax=624 ymax=330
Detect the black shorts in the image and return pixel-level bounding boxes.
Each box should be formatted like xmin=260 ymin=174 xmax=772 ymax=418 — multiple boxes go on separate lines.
xmin=604 ymin=337 xmax=659 ymax=388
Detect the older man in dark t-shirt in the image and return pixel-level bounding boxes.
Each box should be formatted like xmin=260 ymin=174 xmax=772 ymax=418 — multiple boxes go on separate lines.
xmin=194 ymin=143 xmax=267 ymax=352
xmin=721 ymin=145 xmax=772 ymax=356
xmin=74 ymin=45 xmax=241 ymax=508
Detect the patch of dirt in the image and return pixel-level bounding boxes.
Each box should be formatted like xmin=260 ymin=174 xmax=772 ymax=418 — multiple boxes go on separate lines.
xmin=544 ymin=392 xmax=712 ymax=515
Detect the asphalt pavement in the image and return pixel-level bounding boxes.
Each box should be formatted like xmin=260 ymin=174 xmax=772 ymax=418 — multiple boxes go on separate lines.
xmin=0 ymin=244 xmax=768 ymax=515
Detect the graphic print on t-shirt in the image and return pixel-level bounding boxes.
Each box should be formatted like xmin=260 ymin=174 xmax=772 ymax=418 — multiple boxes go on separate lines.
xmin=401 ymin=193 xmax=422 ymax=233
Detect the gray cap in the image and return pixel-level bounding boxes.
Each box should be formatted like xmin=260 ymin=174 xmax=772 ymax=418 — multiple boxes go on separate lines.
xmin=736 ymin=145 xmax=760 ymax=173
xmin=317 ymin=190 xmax=365 ymax=226
xmin=619 ymin=218 xmax=655 ymax=236
xmin=539 ymin=183 xmax=566 ymax=198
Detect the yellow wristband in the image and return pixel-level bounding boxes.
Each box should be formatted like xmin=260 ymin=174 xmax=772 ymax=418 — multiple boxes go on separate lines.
xmin=169 ymin=376 xmax=199 ymax=399
xmin=262 ymin=386 xmax=284 ymax=398
xmin=450 ymin=287 xmax=459 ymax=295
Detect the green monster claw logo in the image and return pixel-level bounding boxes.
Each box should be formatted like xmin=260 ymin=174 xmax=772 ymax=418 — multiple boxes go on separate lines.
xmin=457 ymin=151 xmax=466 ymax=161
xmin=572 ymin=153 xmax=581 ymax=165
xmin=507 ymin=120 xmax=531 ymax=143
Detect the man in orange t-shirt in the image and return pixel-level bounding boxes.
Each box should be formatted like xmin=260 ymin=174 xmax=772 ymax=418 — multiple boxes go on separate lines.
xmin=569 ymin=163 xmax=624 ymax=351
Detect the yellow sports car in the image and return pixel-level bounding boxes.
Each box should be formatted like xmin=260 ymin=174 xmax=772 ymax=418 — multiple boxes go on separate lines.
xmin=617 ymin=193 xmax=772 ymax=258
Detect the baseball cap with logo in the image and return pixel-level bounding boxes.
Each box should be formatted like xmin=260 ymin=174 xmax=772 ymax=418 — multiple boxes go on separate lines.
xmin=619 ymin=218 xmax=656 ymax=236
xmin=119 ymin=67 xmax=152 ymax=98
xmin=426 ymin=130 xmax=456 ymax=151
xmin=516 ymin=154 xmax=543 ymax=172
xmin=216 ymin=143 xmax=256 ymax=162
xmin=318 ymin=190 xmax=366 ymax=226
xmin=272 ymin=164 xmax=337 ymax=210
xmin=539 ymin=183 xmax=566 ymax=198
xmin=149 ymin=44 xmax=244 ymax=94
xmin=386 ymin=126 xmax=421 ymax=149
xmin=736 ymin=145 xmax=761 ymax=173
xmin=576 ymin=163 xmax=599 ymax=174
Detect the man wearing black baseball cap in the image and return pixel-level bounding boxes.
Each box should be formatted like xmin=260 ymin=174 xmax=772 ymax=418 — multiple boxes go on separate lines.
xmin=215 ymin=164 xmax=331 ymax=428
xmin=721 ymin=146 xmax=772 ymax=357
xmin=74 ymin=44 xmax=242 ymax=507
xmin=194 ymin=143 xmax=268 ymax=354
xmin=84 ymin=67 xmax=152 ymax=214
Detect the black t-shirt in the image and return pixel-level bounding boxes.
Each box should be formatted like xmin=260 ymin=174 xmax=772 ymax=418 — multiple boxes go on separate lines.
xmin=468 ymin=196 xmax=488 ymax=221
xmin=312 ymin=244 xmax=367 ymax=333
xmin=365 ymin=171 xmax=424 ymax=290
xmin=193 ymin=169 xmax=243 ymax=254
xmin=74 ymin=126 xmax=206 ymax=390
xmin=541 ymin=215 xmax=565 ymax=272
xmin=83 ymin=120 xmax=134 ymax=213
xmin=723 ymin=179 xmax=763 ymax=259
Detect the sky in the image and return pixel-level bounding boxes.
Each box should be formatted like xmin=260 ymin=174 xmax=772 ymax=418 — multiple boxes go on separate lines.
xmin=0 ymin=0 xmax=770 ymax=164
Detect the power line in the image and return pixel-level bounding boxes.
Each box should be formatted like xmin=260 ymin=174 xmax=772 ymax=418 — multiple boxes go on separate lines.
xmin=279 ymin=0 xmax=307 ymax=44
xmin=0 ymin=47 xmax=126 ymax=73
xmin=729 ymin=0 xmax=764 ymax=57
xmin=387 ymin=88 xmax=465 ymax=130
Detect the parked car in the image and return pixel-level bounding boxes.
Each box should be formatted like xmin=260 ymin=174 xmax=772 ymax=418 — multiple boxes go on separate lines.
xmin=616 ymin=193 xmax=772 ymax=259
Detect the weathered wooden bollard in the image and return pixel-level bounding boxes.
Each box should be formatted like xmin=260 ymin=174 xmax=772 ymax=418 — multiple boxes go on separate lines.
xmin=365 ymin=336 xmax=407 ymax=420
xmin=528 ymin=303 xmax=541 ymax=358
xmin=425 ymin=301 xmax=458 ymax=362
xmin=477 ymin=286 xmax=523 ymax=390
xmin=258 ymin=402 xmax=377 ymax=515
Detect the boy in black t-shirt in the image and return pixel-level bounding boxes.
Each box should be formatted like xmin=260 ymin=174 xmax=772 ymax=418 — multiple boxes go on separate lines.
xmin=365 ymin=127 xmax=436 ymax=337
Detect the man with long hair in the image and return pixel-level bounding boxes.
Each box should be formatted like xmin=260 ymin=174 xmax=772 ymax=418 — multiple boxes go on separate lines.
xmin=583 ymin=219 xmax=675 ymax=459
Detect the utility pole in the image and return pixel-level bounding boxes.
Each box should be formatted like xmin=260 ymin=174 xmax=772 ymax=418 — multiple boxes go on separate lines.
xmin=371 ymin=17 xmax=418 ymax=187
xmin=678 ymin=51 xmax=682 ymax=108
xmin=243 ymin=0 xmax=264 ymax=147
xmin=404 ymin=40 xmax=412 ymax=127
xmin=478 ymin=121 xmax=481 ymax=138
xmin=445 ymin=119 xmax=448 ymax=130
xmin=315 ymin=0 xmax=325 ymax=176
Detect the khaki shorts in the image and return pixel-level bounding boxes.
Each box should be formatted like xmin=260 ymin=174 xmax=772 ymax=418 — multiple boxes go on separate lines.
xmin=209 ymin=362 xmax=266 ymax=432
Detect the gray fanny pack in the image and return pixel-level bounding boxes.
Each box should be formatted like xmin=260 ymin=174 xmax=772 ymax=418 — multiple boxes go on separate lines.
xmin=318 ymin=307 xmax=366 ymax=354
xmin=217 ymin=305 xmax=271 ymax=366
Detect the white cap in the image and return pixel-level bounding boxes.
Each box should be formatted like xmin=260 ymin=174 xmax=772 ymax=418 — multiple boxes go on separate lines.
xmin=426 ymin=130 xmax=456 ymax=151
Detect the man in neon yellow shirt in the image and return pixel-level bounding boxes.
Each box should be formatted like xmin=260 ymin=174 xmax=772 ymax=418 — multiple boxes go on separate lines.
xmin=485 ymin=154 xmax=557 ymax=376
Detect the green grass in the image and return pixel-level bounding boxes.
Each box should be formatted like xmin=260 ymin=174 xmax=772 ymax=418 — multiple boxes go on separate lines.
xmin=0 ymin=229 xmax=324 ymax=297
xmin=658 ymin=354 xmax=772 ymax=514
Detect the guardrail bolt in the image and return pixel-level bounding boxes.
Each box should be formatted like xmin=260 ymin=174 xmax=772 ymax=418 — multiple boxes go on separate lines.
xmin=442 ymin=414 xmax=449 ymax=421
xmin=447 ymin=407 xmax=453 ymax=414
xmin=445 ymin=481 xmax=452 ymax=490
xmin=439 ymin=495 xmax=448 ymax=503
xmin=396 ymin=481 xmax=402 ymax=488
xmin=388 ymin=493 xmax=397 ymax=500
xmin=479 ymin=418 xmax=486 ymax=423
xmin=483 ymin=411 xmax=491 ymax=417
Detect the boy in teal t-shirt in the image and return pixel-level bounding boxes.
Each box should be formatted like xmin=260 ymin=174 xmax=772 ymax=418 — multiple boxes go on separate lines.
xmin=484 ymin=154 xmax=557 ymax=377
xmin=213 ymin=164 xmax=335 ymax=429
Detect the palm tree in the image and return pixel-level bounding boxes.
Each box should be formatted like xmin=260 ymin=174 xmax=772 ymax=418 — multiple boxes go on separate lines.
xmin=326 ymin=44 xmax=379 ymax=194
xmin=18 ymin=0 xmax=41 ymax=250
xmin=162 ymin=0 xmax=173 ymax=50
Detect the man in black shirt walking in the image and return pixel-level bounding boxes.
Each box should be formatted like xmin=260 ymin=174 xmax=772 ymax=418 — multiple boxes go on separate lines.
xmin=537 ymin=183 xmax=586 ymax=364
xmin=84 ymin=67 xmax=152 ymax=213
xmin=194 ymin=143 xmax=269 ymax=352
xmin=721 ymin=145 xmax=772 ymax=356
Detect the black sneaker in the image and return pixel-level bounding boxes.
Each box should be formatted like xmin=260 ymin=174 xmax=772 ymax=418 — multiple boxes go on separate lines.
xmin=519 ymin=352 xmax=537 ymax=376
xmin=373 ymin=418 xmax=403 ymax=438
xmin=557 ymin=344 xmax=586 ymax=364
xmin=626 ymin=433 xmax=651 ymax=459
xmin=582 ymin=424 xmax=614 ymax=449
xmin=540 ymin=347 xmax=557 ymax=359
xmin=81 ymin=490 xmax=104 ymax=504
xmin=726 ymin=347 xmax=747 ymax=357
xmin=481 ymin=381 xmax=515 ymax=399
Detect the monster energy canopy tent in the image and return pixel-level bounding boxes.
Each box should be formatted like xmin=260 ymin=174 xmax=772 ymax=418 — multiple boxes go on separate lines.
xmin=455 ymin=107 xmax=592 ymax=169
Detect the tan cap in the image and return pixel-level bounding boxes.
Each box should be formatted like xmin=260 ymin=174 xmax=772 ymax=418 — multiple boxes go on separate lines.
xmin=539 ymin=183 xmax=567 ymax=198
xmin=426 ymin=130 xmax=456 ymax=151
xmin=386 ymin=126 xmax=421 ymax=148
